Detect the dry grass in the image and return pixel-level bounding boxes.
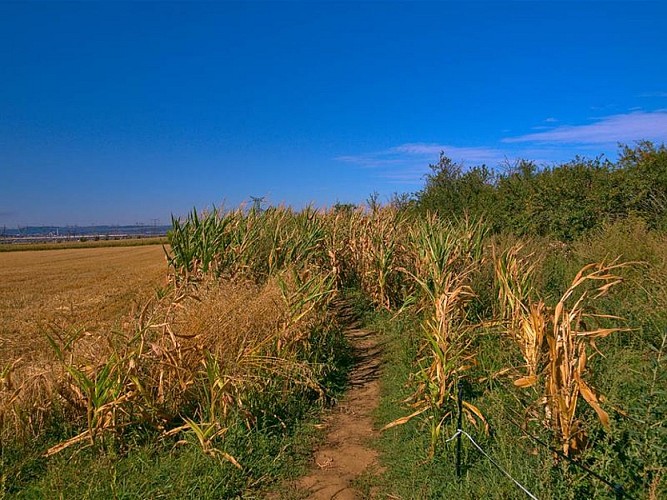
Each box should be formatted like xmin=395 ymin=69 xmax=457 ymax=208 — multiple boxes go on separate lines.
xmin=0 ymin=236 xmax=168 ymax=252
xmin=0 ymin=245 xmax=168 ymax=363
xmin=0 ymin=245 xmax=168 ymax=445
xmin=0 ymin=241 xmax=334 ymax=458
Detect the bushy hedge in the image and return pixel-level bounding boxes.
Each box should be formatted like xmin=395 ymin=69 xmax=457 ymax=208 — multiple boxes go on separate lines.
xmin=415 ymin=141 xmax=667 ymax=241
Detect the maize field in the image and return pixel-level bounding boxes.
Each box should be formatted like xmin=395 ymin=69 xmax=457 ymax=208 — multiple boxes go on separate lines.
xmin=1 ymin=205 xmax=664 ymax=498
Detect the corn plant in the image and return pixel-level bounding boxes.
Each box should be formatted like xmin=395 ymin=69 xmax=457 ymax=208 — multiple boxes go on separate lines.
xmin=44 ymin=332 xmax=133 ymax=453
xmin=495 ymin=249 xmax=632 ymax=455
xmin=276 ymin=267 xmax=336 ymax=352
xmin=546 ymin=260 xmax=631 ymax=456
xmin=339 ymin=207 xmax=410 ymax=310
xmin=268 ymin=207 xmax=327 ymax=276
xmin=167 ymin=417 xmax=241 ymax=468
xmin=494 ymin=244 xmax=546 ymax=386
xmin=385 ymin=216 xmax=488 ymax=454
xmin=168 ymin=206 xmax=331 ymax=285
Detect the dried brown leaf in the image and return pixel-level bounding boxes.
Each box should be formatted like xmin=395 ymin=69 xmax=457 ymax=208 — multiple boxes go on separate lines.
xmin=514 ymin=375 xmax=538 ymax=388
xmin=381 ymin=406 xmax=428 ymax=431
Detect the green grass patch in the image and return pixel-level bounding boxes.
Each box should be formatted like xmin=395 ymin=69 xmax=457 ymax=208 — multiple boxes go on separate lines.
xmin=3 ymin=413 xmax=322 ymax=499
xmin=366 ymin=313 xmax=551 ymax=499
xmin=364 ymin=276 xmax=665 ymax=499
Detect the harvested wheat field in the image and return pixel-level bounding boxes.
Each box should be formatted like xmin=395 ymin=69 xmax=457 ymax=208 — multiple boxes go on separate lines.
xmin=0 ymin=245 xmax=169 ymax=363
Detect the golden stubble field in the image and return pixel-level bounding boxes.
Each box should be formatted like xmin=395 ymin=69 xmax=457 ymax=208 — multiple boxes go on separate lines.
xmin=0 ymin=245 xmax=169 ymax=364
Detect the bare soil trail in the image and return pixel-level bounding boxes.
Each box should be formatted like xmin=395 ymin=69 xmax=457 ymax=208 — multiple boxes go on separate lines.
xmin=295 ymin=308 xmax=385 ymax=499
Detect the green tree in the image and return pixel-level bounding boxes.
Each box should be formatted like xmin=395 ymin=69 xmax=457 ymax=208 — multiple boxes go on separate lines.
xmin=418 ymin=153 xmax=496 ymax=223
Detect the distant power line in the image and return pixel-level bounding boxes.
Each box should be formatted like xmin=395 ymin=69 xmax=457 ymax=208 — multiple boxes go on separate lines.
xmin=250 ymin=196 xmax=266 ymax=212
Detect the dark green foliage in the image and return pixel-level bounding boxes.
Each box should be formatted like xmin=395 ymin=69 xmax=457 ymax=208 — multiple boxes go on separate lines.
xmin=418 ymin=154 xmax=498 ymax=225
xmin=332 ymin=202 xmax=358 ymax=214
xmin=415 ymin=142 xmax=667 ymax=241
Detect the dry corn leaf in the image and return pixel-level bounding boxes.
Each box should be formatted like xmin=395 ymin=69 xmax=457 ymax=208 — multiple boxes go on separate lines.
xmin=381 ymin=406 xmax=428 ymax=431
xmin=576 ymin=327 xmax=626 ymax=338
xmin=514 ymin=375 xmax=538 ymax=388
xmin=575 ymin=372 xmax=610 ymax=429
xmin=216 ymin=450 xmax=243 ymax=469
xmin=489 ymin=367 xmax=513 ymax=380
xmin=462 ymin=401 xmax=489 ymax=434
xmin=44 ymin=430 xmax=91 ymax=457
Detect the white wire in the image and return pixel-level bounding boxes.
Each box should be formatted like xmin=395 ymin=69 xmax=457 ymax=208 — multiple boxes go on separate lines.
xmin=446 ymin=429 xmax=539 ymax=500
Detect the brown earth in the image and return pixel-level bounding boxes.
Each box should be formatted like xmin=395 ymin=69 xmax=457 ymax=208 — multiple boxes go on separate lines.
xmin=290 ymin=320 xmax=385 ymax=499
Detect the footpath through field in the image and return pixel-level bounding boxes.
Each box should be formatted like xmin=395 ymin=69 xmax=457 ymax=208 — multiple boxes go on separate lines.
xmin=295 ymin=308 xmax=385 ymax=499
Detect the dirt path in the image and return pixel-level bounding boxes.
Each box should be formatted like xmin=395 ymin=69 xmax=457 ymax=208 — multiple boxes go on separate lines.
xmin=295 ymin=319 xmax=384 ymax=499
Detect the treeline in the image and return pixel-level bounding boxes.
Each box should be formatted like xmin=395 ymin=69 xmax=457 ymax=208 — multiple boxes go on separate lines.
xmin=409 ymin=141 xmax=667 ymax=241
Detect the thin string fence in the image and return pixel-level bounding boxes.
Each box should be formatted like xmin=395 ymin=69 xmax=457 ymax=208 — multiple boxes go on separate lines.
xmin=445 ymin=427 xmax=539 ymax=499
xmin=452 ymin=380 xmax=639 ymax=500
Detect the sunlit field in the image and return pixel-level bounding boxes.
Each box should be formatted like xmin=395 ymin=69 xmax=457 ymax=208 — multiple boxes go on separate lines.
xmin=0 ymin=245 xmax=168 ymax=363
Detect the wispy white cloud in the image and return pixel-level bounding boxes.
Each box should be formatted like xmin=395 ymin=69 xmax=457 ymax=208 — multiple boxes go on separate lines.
xmin=394 ymin=143 xmax=508 ymax=164
xmin=391 ymin=143 xmax=444 ymax=155
xmin=639 ymin=91 xmax=667 ymax=98
xmin=337 ymin=143 xmax=508 ymax=167
xmin=337 ymin=143 xmax=534 ymax=184
xmin=335 ymin=154 xmax=406 ymax=168
xmin=337 ymin=111 xmax=667 ymax=185
xmin=503 ymin=111 xmax=667 ymax=145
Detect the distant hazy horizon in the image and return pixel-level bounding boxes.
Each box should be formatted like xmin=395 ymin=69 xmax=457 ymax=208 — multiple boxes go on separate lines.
xmin=1 ymin=223 xmax=172 ymax=232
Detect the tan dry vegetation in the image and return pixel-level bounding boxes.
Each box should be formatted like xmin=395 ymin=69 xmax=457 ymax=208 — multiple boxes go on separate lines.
xmin=0 ymin=238 xmax=330 ymax=454
xmin=494 ymin=243 xmax=632 ymax=455
xmin=0 ymin=245 xmax=168 ymax=362
xmin=0 ymin=245 xmax=168 ymax=443
xmin=0 ymin=236 xmax=168 ymax=253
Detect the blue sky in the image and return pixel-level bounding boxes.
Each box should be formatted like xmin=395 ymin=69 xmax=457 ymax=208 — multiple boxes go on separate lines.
xmin=1 ymin=1 xmax=666 ymax=227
